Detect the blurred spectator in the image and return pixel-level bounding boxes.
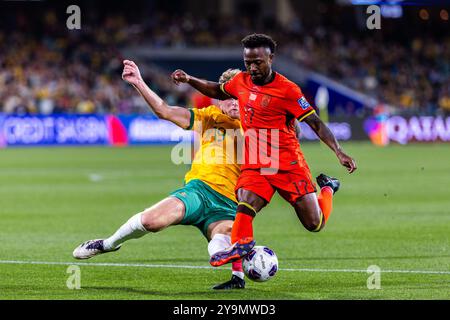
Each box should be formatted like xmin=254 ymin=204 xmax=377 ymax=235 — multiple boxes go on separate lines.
xmin=0 ymin=4 xmax=448 ymax=117
xmin=287 ymin=30 xmax=449 ymax=116
xmin=438 ymin=84 xmax=450 ymax=115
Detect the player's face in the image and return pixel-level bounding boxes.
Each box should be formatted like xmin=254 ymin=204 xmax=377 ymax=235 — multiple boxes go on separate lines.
xmin=243 ymin=47 xmax=273 ymax=85
xmin=219 ymin=99 xmax=240 ymax=119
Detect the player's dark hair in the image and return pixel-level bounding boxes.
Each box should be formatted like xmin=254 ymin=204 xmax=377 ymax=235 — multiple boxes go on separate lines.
xmin=241 ymin=33 xmax=277 ymax=54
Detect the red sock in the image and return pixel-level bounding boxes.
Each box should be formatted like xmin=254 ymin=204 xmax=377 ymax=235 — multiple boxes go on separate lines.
xmin=232 ymin=260 xmax=243 ymax=273
xmin=231 ymin=212 xmax=254 ymax=243
xmin=318 ymin=186 xmax=333 ymax=222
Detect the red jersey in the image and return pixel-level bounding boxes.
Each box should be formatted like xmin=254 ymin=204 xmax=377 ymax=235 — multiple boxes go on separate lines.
xmin=221 ymin=71 xmax=316 ymax=171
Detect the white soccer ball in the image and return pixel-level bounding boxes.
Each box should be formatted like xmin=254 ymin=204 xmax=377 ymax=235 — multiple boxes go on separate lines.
xmin=242 ymin=245 xmax=278 ymax=282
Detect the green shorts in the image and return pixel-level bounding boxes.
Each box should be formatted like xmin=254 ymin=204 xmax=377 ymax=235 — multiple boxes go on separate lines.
xmin=170 ymin=179 xmax=237 ymax=238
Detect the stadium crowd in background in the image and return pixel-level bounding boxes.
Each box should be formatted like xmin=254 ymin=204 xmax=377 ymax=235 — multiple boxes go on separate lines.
xmin=0 ymin=13 xmax=194 ymax=115
xmin=287 ymin=29 xmax=450 ymax=116
xmin=0 ymin=5 xmax=449 ymax=116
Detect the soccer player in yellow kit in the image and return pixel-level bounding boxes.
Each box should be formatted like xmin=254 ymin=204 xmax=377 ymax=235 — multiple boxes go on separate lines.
xmin=73 ymin=61 xmax=245 ymax=289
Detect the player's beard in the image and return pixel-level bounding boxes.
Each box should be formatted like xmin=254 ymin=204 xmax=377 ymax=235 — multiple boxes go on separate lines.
xmin=251 ymin=74 xmax=264 ymax=85
xmin=251 ymin=70 xmax=273 ymax=85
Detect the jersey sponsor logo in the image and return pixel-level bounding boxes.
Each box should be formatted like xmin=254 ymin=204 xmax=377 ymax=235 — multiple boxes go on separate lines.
xmin=298 ymin=96 xmax=311 ymax=110
xmin=249 ymin=93 xmax=257 ymax=101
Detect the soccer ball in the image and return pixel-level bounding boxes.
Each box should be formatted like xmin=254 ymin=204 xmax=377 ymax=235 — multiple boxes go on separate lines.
xmin=242 ymin=246 xmax=278 ymax=282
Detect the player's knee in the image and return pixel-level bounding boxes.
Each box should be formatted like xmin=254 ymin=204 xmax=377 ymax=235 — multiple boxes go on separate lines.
xmin=304 ymin=215 xmax=324 ymax=233
xmin=303 ymin=222 xmax=319 ymax=232
xmin=236 ymin=189 xmax=266 ymax=213
xmin=140 ymin=213 xmax=163 ymax=232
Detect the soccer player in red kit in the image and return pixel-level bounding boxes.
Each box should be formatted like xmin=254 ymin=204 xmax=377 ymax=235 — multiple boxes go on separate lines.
xmin=172 ymin=34 xmax=357 ymax=267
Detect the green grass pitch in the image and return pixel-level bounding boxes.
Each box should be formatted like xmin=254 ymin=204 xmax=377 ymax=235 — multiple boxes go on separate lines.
xmin=0 ymin=142 xmax=449 ymax=300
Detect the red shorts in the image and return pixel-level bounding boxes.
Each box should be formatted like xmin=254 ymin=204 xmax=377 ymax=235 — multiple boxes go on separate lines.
xmin=235 ymin=167 xmax=317 ymax=206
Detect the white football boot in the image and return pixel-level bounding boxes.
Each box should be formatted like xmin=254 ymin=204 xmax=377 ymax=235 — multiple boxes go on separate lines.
xmin=72 ymin=239 xmax=121 ymax=259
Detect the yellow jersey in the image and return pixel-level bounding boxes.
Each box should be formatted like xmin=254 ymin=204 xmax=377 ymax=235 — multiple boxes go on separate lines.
xmin=184 ymin=105 xmax=241 ymax=202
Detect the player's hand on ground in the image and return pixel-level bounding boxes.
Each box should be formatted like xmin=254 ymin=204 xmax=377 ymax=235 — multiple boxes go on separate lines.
xmin=171 ymin=69 xmax=190 ymax=85
xmin=122 ymin=60 xmax=143 ymax=86
xmin=337 ymin=151 xmax=357 ymax=173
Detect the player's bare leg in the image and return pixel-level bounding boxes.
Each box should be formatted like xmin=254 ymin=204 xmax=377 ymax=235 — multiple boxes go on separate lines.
xmin=139 ymin=197 xmax=185 ymax=232
xmin=72 ymin=197 xmax=185 ymax=259
xmin=294 ymin=174 xmax=340 ymax=232
xmin=294 ymin=193 xmax=324 ymax=231
xmin=209 ymin=189 xmax=265 ymax=267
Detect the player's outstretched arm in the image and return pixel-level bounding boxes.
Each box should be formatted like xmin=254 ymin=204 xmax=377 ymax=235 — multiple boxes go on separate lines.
xmin=122 ymin=60 xmax=191 ymax=129
xmin=171 ymin=69 xmax=231 ymax=100
xmin=304 ymin=112 xmax=357 ymax=173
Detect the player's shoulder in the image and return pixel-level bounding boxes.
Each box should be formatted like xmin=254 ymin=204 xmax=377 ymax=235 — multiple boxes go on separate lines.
xmin=275 ymin=72 xmax=301 ymax=93
xmin=221 ymin=71 xmax=245 ymax=97
xmin=204 ymin=105 xmax=221 ymax=112
xmin=193 ymin=105 xmax=221 ymax=118
xmin=277 ymin=73 xmax=303 ymax=99
xmin=233 ymin=70 xmax=245 ymax=80
xmin=197 ymin=105 xmax=240 ymax=129
xmin=190 ymin=105 xmax=223 ymax=130
xmin=226 ymin=70 xmax=246 ymax=84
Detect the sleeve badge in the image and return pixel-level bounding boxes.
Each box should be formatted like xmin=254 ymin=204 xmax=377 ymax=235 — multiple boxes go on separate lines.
xmin=298 ymin=96 xmax=311 ymax=110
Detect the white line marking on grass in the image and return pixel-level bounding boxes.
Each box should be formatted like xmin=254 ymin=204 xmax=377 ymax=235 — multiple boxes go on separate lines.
xmin=0 ymin=260 xmax=449 ymax=275
xmin=0 ymin=260 xmax=211 ymax=269
xmin=281 ymin=268 xmax=450 ymax=275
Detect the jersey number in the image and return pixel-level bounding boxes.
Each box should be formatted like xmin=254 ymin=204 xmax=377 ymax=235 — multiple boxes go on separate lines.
xmin=244 ymin=103 xmax=254 ymax=125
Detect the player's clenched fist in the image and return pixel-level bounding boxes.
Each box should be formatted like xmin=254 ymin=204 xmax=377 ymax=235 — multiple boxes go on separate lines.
xmin=122 ymin=60 xmax=143 ymax=86
xmin=171 ymin=69 xmax=190 ymax=85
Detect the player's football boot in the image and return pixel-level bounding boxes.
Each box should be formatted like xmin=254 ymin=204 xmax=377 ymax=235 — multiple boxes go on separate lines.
xmin=212 ymin=275 xmax=245 ymax=290
xmin=72 ymin=239 xmax=121 ymax=260
xmin=316 ymin=173 xmax=340 ymax=194
xmin=209 ymin=237 xmax=255 ymax=267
